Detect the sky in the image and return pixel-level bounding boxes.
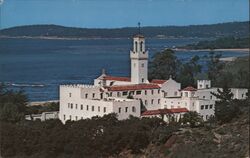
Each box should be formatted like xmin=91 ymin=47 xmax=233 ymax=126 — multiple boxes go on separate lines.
xmin=0 ymin=0 xmax=249 ymax=29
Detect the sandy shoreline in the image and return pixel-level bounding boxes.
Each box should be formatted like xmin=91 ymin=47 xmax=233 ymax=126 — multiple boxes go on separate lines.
xmin=28 ymin=100 xmax=59 ymax=106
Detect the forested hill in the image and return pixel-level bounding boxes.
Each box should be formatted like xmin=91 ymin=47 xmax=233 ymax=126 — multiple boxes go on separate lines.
xmin=0 ymin=21 xmax=249 ymax=38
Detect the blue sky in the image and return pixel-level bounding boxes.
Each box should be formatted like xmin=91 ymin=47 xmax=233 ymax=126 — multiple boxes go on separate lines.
xmin=0 ymin=0 xmax=249 ymax=29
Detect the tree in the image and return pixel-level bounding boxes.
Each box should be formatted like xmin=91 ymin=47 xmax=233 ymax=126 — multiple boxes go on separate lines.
xmin=178 ymin=55 xmax=202 ymax=87
xmin=0 ymin=85 xmax=28 ymax=122
xmin=211 ymin=80 xmax=239 ymax=124
xmin=149 ymin=49 xmax=181 ymax=80
xmin=182 ymin=111 xmax=203 ymax=128
xmin=205 ymin=52 xmax=225 ymax=86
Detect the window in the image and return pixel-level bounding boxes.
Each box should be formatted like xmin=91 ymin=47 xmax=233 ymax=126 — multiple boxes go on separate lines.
xmin=210 ymin=104 xmax=213 ymax=109
xmin=69 ymin=115 xmax=72 ymax=120
xmin=151 ymin=90 xmax=154 ymax=95
xmin=135 ymin=41 xmax=138 ymax=52
xmin=81 ymin=104 xmax=83 ymax=110
xmin=75 ymin=116 xmax=78 ymax=120
xmin=205 ymin=105 xmax=208 ymax=109
xmin=201 ymin=105 xmax=204 ymax=110
xmin=86 ymin=105 xmax=89 ymax=111
xmin=63 ymin=115 xmax=66 ymax=120
xmin=206 ymin=84 xmax=209 ymax=88
xmin=145 ymin=90 xmax=147 ymax=95
xmin=117 ymin=92 xmax=121 ymax=97
xmin=98 ymin=106 xmax=100 ymax=112
xmin=158 ymin=99 xmax=160 ymax=104
xmin=132 ymin=106 xmax=136 ymax=112
xmin=203 ymin=96 xmax=205 ymax=99
xmin=158 ymin=89 xmax=160 ymax=94
xmin=125 ymin=107 xmax=128 ymax=112
xmin=75 ymin=104 xmax=78 ymax=109
xmin=123 ymin=91 xmax=128 ymax=96
xmin=164 ymin=92 xmax=168 ymax=97
xmin=104 ymin=107 xmax=106 ymax=113
xmin=174 ymin=91 xmax=177 ymax=96
xmin=92 ymin=106 xmax=94 ymax=111
xmin=69 ymin=93 xmax=72 ymax=97
xmin=145 ymin=100 xmax=148 ymax=105
xmin=142 ymin=78 xmax=144 ymax=83
xmin=85 ymin=93 xmax=88 ymax=98
xmin=141 ymin=63 xmax=144 ymax=67
xmin=151 ymin=99 xmax=154 ymax=104
xmin=100 ymin=93 xmax=103 ymax=99
xmin=242 ymin=94 xmax=244 ymax=98
xmin=110 ymin=92 xmax=112 ymax=97
xmin=71 ymin=103 xmax=73 ymax=109
xmin=136 ymin=91 xmax=141 ymax=95
xmin=92 ymin=93 xmax=95 ymax=98
xmin=140 ymin=41 xmax=143 ymax=51
xmin=185 ymin=92 xmax=188 ymax=97
xmin=118 ymin=107 xmax=121 ymax=113
xmin=210 ymin=96 xmax=212 ymax=99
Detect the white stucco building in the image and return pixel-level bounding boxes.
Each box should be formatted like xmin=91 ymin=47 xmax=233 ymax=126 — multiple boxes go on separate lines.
xmin=59 ymin=34 xmax=248 ymax=123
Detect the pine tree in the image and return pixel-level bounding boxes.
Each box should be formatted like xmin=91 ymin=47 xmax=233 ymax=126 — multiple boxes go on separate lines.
xmin=211 ymin=80 xmax=239 ymax=124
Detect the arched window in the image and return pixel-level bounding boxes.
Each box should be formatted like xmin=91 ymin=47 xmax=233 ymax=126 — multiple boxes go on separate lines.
xmin=132 ymin=106 xmax=136 ymax=112
xmin=140 ymin=41 xmax=143 ymax=52
xmin=135 ymin=41 xmax=138 ymax=52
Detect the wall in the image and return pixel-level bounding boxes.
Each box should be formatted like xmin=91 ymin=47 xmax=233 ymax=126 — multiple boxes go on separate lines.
xmin=161 ymin=78 xmax=181 ymax=98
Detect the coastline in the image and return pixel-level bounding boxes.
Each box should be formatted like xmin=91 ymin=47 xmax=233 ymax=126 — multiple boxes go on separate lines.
xmin=28 ymin=100 xmax=59 ymax=106
xmin=174 ymin=48 xmax=249 ymax=53
xmin=0 ymin=35 xmax=207 ymax=40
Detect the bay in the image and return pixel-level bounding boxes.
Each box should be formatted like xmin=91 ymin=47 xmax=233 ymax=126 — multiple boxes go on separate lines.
xmin=0 ymin=38 xmax=247 ymax=101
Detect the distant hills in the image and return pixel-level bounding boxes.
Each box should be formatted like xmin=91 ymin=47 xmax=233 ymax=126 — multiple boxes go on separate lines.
xmin=0 ymin=21 xmax=249 ymax=39
xmin=180 ymin=37 xmax=250 ymax=49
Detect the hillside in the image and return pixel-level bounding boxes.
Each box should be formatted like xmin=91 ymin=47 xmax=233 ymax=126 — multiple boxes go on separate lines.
xmin=180 ymin=37 xmax=250 ymax=49
xmin=117 ymin=105 xmax=250 ymax=158
xmin=0 ymin=21 xmax=249 ymax=39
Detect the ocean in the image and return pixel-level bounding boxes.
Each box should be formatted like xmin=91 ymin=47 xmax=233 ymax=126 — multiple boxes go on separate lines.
xmin=0 ymin=38 xmax=247 ymax=101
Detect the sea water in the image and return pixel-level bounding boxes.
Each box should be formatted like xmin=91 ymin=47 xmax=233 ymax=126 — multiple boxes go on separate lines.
xmin=0 ymin=38 xmax=247 ymax=101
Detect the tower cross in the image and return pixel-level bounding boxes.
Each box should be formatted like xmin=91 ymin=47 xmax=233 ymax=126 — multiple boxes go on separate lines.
xmin=138 ymin=22 xmax=141 ymax=34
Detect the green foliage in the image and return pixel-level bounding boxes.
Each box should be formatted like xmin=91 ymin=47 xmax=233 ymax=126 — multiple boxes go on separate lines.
xmin=211 ymin=82 xmax=240 ymax=124
xmin=25 ymin=102 xmax=59 ymax=115
xmin=149 ymin=49 xmax=181 ymax=80
xmin=205 ymin=52 xmax=225 ymax=85
xmin=0 ymin=21 xmax=248 ymax=38
xmin=0 ymin=113 xmax=179 ymax=157
xmin=178 ymin=55 xmax=202 ymax=87
xmin=0 ymin=84 xmax=28 ymax=122
xmin=183 ymin=37 xmax=249 ymax=49
xmin=182 ymin=111 xmax=203 ymax=128
xmin=216 ymin=57 xmax=249 ymax=88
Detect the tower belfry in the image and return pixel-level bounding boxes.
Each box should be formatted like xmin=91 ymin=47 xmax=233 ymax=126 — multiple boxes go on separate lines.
xmin=130 ymin=23 xmax=149 ymax=84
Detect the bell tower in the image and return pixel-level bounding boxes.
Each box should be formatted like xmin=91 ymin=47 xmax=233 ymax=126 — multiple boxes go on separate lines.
xmin=130 ymin=23 xmax=149 ymax=84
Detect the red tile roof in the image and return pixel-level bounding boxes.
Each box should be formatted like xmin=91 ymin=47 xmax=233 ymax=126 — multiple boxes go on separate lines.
xmin=168 ymin=108 xmax=189 ymax=113
xmin=103 ymin=76 xmax=131 ymax=82
xmin=141 ymin=108 xmax=188 ymax=116
xmin=151 ymin=79 xmax=168 ymax=84
xmin=182 ymin=86 xmax=197 ymax=91
xmin=106 ymin=83 xmax=160 ymax=91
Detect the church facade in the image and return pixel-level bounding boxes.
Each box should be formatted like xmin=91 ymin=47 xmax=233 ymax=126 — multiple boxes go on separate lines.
xmin=59 ymin=34 xmax=248 ymax=124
